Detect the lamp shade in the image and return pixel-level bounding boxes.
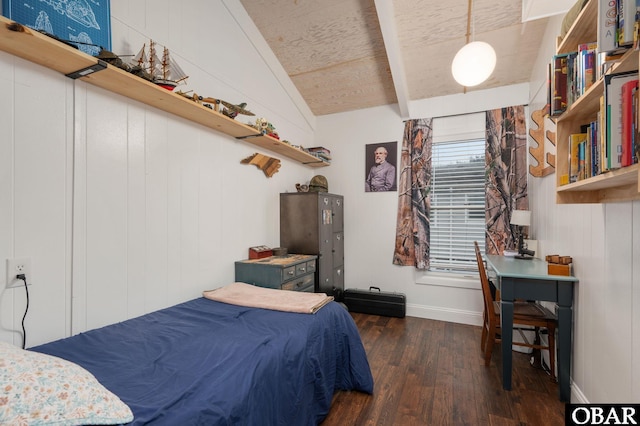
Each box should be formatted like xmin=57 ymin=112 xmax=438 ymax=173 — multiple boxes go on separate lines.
xmin=451 ymin=41 xmax=497 ymax=87
xmin=510 ymin=210 xmax=531 ymax=226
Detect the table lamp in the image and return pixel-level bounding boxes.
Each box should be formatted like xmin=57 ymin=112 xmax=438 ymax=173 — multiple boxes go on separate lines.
xmin=510 ymin=210 xmax=535 ymax=259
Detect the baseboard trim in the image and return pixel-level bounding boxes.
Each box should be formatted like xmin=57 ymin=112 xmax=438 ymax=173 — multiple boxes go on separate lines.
xmin=407 ymin=303 xmax=483 ymax=326
xmin=571 ymin=382 xmax=588 ymax=403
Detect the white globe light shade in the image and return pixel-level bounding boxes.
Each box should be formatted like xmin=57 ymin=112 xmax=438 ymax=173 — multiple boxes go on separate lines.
xmin=451 ymin=41 xmax=497 ymax=87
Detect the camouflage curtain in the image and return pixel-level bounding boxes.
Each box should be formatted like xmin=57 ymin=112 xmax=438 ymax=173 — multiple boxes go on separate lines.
xmin=392 ymin=118 xmax=433 ymax=269
xmin=485 ymin=105 xmax=528 ymax=255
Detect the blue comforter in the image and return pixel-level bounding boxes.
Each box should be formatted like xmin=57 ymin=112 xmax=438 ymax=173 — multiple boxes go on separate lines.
xmin=31 ymin=297 xmax=373 ymax=425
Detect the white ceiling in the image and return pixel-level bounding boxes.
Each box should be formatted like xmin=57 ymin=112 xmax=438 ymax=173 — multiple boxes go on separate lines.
xmin=237 ymin=0 xmax=574 ymax=117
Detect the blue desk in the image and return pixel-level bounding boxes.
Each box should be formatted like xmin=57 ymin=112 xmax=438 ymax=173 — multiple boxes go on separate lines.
xmin=485 ymin=255 xmax=578 ymax=402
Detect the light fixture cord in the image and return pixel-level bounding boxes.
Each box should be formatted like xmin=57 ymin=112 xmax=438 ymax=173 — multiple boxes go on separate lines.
xmin=462 ymin=0 xmax=473 ymax=93
xmin=465 ymin=0 xmax=472 ymax=44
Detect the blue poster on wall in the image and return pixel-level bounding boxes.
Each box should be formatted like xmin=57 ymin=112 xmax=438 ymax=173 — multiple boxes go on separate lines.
xmin=2 ymin=0 xmax=111 ymax=56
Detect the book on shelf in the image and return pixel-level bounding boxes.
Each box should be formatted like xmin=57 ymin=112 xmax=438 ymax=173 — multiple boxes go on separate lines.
xmin=567 ymin=52 xmax=578 ymax=108
xmin=600 ymin=94 xmax=609 ymax=172
xmin=551 ymin=53 xmax=571 ymax=116
xmin=306 ymin=146 xmax=332 ymax=162
xmin=569 ymin=133 xmax=588 ymax=183
xmin=583 ymin=123 xmax=593 ymax=180
xmin=590 ymin=119 xmax=601 ymax=176
xmin=579 ymin=138 xmax=587 ymax=180
xmin=600 ymin=51 xmax=625 ymax=76
xmin=598 ymin=0 xmax=622 ymax=54
xmin=636 ymin=83 xmax=640 ymax=163
xmin=547 ymin=63 xmax=552 ymax=117
xmin=566 ymin=121 xmax=602 ymax=183
xmin=617 ymin=0 xmax=638 ymax=47
xmin=578 ymin=42 xmax=598 ymax=96
xmin=549 ymin=46 xmax=600 ymax=115
xmin=621 ymin=79 xmax=638 ymax=166
xmin=604 ymin=71 xmax=638 ymax=169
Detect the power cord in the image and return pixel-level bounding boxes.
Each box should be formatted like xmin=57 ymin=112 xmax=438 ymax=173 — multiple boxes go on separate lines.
xmin=16 ymin=274 xmax=29 ymax=349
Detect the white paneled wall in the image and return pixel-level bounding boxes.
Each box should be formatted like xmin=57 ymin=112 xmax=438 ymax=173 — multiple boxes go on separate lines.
xmin=0 ymin=56 xmax=73 ymax=347
xmin=1 ymin=0 xmax=316 ymax=346
xmin=526 ymin=15 xmax=640 ymax=403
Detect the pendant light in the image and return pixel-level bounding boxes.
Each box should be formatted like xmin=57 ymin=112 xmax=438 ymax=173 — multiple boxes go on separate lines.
xmin=451 ymin=0 xmax=496 ymax=87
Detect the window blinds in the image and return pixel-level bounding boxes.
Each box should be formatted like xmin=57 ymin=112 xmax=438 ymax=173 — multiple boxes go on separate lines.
xmin=430 ymin=138 xmax=486 ymax=272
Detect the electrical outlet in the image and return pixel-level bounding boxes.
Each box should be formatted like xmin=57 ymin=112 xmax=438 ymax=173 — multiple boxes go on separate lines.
xmin=6 ymin=258 xmax=32 ymax=288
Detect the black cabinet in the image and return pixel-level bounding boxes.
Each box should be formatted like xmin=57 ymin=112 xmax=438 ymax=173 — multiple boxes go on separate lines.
xmin=279 ymin=192 xmax=344 ymax=296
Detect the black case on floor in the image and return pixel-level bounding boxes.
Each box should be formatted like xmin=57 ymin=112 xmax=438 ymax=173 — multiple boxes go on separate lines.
xmin=343 ymin=286 xmax=406 ymax=318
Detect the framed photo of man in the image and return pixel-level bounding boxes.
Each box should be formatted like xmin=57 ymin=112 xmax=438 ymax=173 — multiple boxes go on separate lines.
xmin=365 ymin=142 xmax=397 ymax=192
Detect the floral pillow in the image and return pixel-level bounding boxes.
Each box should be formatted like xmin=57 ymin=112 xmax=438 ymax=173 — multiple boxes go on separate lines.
xmin=0 ymin=341 xmax=133 ymax=425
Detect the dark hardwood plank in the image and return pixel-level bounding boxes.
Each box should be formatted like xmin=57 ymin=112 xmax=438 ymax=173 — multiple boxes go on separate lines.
xmin=322 ymin=314 xmax=565 ymax=426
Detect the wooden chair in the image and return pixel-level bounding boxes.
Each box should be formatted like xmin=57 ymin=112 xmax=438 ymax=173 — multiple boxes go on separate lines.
xmin=474 ymin=241 xmax=557 ymax=382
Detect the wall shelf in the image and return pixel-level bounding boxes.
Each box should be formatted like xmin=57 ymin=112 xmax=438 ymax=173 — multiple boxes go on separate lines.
xmin=556 ymin=0 xmax=597 ymax=55
xmin=554 ymin=0 xmax=640 ymax=203
xmin=0 ymin=16 xmax=328 ymax=168
xmin=557 ymin=164 xmax=640 ymax=203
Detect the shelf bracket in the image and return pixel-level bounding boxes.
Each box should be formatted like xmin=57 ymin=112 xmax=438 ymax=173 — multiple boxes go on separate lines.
xmin=66 ymin=60 xmax=108 ymax=79
xmin=236 ymin=133 xmax=263 ymax=140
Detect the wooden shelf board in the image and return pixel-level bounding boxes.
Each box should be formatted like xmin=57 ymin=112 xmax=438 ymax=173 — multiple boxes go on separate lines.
xmin=557 ymin=183 xmax=640 ymax=203
xmin=0 ymin=15 xmax=328 ymax=168
xmin=243 ymin=134 xmax=328 ymax=166
xmin=0 ymin=17 xmax=95 ymax=74
xmin=557 ymin=79 xmax=602 ymax=123
xmin=556 ymin=164 xmax=640 ymax=203
xmin=83 ymin=65 xmax=261 ymax=138
xmin=556 ymin=0 xmax=597 ymax=54
xmin=610 ymin=48 xmax=640 ymax=74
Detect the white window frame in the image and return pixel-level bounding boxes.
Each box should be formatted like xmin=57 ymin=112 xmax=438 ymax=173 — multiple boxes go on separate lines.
xmin=429 ymin=114 xmax=486 ymax=274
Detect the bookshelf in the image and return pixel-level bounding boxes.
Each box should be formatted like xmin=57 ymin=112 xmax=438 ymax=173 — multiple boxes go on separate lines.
xmin=554 ymin=0 xmax=640 ymax=203
xmin=0 ymin=16 xmax=328 ymax=168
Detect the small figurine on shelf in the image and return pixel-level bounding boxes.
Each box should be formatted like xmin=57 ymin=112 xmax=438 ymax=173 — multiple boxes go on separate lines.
xmin=175 ymin=91 xmax=221 ymax=111
xmin=265 ymin=122 xmax=279 ymax=139
xmin=97 ymin=48 xmax=131 ymax=72
xmin=252 ymin=117 xmax=279 ymax=139
xmin=200 ymin=96 xmax=221 ymax=110
xmin=130 ymin=40 xmax=189 ymax=91
xmin=220 ymin=101 xmax=255 ymax=119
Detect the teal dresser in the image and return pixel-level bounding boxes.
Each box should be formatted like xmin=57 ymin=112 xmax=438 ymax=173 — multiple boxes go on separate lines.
xmin=235 ymin=254 xmax=317 ymax=292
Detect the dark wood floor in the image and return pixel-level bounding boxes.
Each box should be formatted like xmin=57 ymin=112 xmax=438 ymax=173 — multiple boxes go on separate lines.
xmin=322 ymin=313 xmax=565 ymax=426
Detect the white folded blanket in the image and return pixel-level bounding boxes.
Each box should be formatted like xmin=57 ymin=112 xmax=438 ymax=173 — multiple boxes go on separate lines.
xmin=203 ymin=282 xmax=334 ymax=314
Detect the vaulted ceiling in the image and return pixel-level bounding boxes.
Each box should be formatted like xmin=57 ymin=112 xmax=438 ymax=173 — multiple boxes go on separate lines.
xmin=238 ymin=0 xmax=574 ymax=116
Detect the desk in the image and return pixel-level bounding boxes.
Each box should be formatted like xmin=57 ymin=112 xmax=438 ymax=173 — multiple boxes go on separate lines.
xmin=485 ymin=255 xmax=578 ymax=402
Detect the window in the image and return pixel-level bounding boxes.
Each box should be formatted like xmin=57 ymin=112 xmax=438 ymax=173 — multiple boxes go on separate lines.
xmin=429 ymin=131 xmax=486 ymax=274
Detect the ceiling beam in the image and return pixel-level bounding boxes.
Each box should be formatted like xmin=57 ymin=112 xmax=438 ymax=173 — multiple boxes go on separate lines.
xmin=373 ymin=0 xmax=411 ymax=119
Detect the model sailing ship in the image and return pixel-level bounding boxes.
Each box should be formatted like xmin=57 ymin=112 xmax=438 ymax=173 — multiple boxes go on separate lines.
xmin=131 ymin=40 xmax=188 ymax=91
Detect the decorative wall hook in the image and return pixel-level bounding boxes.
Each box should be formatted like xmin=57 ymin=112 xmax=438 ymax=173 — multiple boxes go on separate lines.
xmin=528 ymin=105 xmax=556 ymax=177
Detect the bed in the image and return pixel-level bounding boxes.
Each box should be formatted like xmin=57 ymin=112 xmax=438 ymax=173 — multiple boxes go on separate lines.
xmin=1 ymin=284 xmax=374 ymax=425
